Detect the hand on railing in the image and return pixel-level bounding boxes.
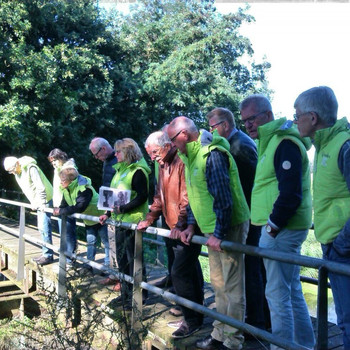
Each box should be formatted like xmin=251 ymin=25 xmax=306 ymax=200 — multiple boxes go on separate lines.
xmin=136 ymin=220 xmax=152 ymax=232
xmin=99 ymin=214 xmax=109 ymax=225
xmin=169 ymin=227 xmax=181 ymax=240
xmin=206 ymin=235 xmax=223 ymax=252
xmin=179 ymin=224 xmax=195 ymax=246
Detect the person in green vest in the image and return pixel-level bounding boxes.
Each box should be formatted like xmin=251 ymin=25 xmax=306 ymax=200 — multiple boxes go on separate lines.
xmin=47 ymin=148 xmax=77 ymax=266
xmin=53 ymin=166 xmax=110 ymax=273
xmin=3 ymin=156 xmax=54 ymax=266
xmin=240 ymin=94 xmax=315 ymax=350
xmin=167 ymin=116 xmax=250 ymax=350
xmin=294 ymin=86 xmax=350 ymax=348
xmin=99 ymin=138 xmax=150 ymax=308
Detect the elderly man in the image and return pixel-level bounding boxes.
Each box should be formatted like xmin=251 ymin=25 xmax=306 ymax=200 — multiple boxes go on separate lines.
xmin=89 ymin=137 xmax=117 ymax=187
xmin=89 ymin=137 xmax=118 ymax=286
xmin=206 ymin=107 xmax=266 ymax=331
xmin=4 ymin=156 xmax=54 ymax=266
xmin=240 ymin=94 xmax=315 ymax=350
xmin=167 ymin=117 xmax=249 ymax=350
xmin=137 ymin=130 xmax=204 ymax=338
xmin=294 ymin=86 xmax=350 ymax=348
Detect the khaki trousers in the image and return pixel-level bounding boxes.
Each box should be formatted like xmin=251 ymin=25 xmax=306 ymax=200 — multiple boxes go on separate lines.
xmin=208 ymin=220 xmax=249 ymax=350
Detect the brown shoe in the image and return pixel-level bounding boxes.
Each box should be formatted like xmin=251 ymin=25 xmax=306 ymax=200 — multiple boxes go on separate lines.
xmin=100 ymin=277 xmax=119 ymax=286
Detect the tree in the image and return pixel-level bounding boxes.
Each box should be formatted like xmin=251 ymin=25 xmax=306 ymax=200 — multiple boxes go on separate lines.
xmin=115 ymin=0 xmax=271 ymax=129
xmin=0 ymin=0 xmax=129 ymax=189
xmin=0 ymin=0 xmax=271 ymax=191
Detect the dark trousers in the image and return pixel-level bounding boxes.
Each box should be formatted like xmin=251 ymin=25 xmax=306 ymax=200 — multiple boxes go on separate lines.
xmin=164 ymin=236 xmax=176 ymax=277
xmin=115 ymin=228 xmax=147 ymax=300
xmin=245 ymin=224 xmax=267 ymax=329
xmin=171 ymin=241 xmax=204 ymax=326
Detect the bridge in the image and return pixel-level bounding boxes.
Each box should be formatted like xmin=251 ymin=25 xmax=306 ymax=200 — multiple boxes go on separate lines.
xmin=0 ymin=197 xmax=346 ymax=349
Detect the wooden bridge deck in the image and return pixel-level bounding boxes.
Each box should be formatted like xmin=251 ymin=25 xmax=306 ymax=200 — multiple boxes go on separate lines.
xmin=0 ymin=215 xmax=345 ymax=349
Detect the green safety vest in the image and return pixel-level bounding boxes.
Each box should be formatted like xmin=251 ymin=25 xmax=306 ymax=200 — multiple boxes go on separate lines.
xmin=16 ymin=156 xmax=53 ymax=207
xmin=313 ymin=117 xmax=350 ymax=244
xmin=110 ymin=158 xmax=150 ymax=223
xmin=178 ymin=131 xmax=249 ymax=234
xmin=62 ymin=175 xmax=103 ymax=226
xmin=251 ymin=118 xmax=312 ymax=230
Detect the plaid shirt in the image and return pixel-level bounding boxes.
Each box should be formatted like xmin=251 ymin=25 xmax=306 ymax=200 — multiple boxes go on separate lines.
xmin=187 ymin=149 xmax=233 ymax=240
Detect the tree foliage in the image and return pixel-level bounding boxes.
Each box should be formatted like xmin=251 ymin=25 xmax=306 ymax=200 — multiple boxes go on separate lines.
xmin=0 ymin=0 xmax=270 ymax=190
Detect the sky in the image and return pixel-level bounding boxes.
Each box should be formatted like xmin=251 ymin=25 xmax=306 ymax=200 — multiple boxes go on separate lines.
xmin=216 ymin=2 xmax=350 ymax=120
xmin=101 ymin=1 xmax=350 ymax=121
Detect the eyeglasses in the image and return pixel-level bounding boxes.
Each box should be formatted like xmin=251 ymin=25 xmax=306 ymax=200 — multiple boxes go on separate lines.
xmin=92 ymin=147 xmax=102 ymax=158
xmin=209 ymin=120 xmax=224 ymax=131
xmin=148 ymin=147 xmax=161 ymax=156
xmin=170 ymin=129 xmax=183 ymax=142
xmin=241 ymin=111 xmax=267 ymax=126
xmin=293 ymin=111 xmax=313 ymax=121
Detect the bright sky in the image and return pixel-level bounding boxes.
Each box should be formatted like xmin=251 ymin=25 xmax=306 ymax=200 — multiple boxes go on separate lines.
xmin=101 ymin=1 xmax=350 ymax=121
xmin=216 ymin=2 xmax=350 ymax=120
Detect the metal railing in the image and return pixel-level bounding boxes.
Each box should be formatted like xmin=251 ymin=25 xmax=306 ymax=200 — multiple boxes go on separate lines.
xmin=1 ymin=197 xmax=348 ymax=349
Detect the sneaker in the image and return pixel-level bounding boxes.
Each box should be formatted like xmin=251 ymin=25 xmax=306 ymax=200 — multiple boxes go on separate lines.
xmin=167 ymin=319 xmax=184 ymax=329
xmin=171 ymin=322 xmax=200 ymax=339
xmin=35 ymin=256 xmax=53 ymax=266
xmin=169 ymin=305 xmax=183 ymax=317
xmin=32 ymin=255 xmax=44 ymax=262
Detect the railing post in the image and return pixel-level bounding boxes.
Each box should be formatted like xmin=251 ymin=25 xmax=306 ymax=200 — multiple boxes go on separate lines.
xmin=316 ymin=266 xmax=328 ymax=350
xmin=17 ymin=205 xmax=26 ymax=281
xmin=57 ymin=215 xmax=67 ymax=298
xmin=132 ymin=228 xmax=143 ymax=331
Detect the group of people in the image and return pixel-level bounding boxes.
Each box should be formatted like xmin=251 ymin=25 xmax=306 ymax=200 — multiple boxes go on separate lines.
xmin=3 ymin=85 xmax=350 ymax=350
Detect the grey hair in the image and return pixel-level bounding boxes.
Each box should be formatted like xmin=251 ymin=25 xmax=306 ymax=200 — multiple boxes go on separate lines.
xmin=294 ymin=86 xmax=338 ymax=127
xmin=145 ymin=131 xmax=171 ymax=148
xmin=89 ymin=137 xmax=111 ymax=150
xmin=169 ymin=116 xmax=198 ymax=134
xmin=206 ymin=107 xmax=235 ymax=128
xmin=239 ymin=94 xmax=273 ymax=115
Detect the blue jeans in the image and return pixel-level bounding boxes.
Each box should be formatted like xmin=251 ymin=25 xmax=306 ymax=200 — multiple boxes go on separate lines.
xmin=85 ymin=223 xmax=110 ymax=266
xmin=259 ymin=227 xmax=315 ymax=350
xmin=322 ymin=243 xmax=350 ymax=349
xmin=58 ymin=216 xmax=77 ymax=264
xmin=37 ymin=209 xmax=53 ymax=258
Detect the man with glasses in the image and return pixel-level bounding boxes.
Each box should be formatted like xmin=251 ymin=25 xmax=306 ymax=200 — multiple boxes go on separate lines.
xmin=294 ymin=86 xmax=350 ymax=348
xmin=206 ymin=107 xmax=267 ymax=333
xmin=239 ymin=95 xmax=315 ymax=349
xmin=89 ymin=137 xmax=118 ymax=287
xmin=137 ymin=130 xmax=204 ymax=339
xmin=168 ymin=116 xmax=250 ymax=350
xmin=3 ymin=156 xmax=54 ymax=266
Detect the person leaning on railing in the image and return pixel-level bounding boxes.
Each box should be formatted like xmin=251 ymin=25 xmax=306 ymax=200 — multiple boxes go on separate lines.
xmin=167 ymin=117 xmax=250 ymax=350
xmin=52 ymin=166 xmax=110 ymax=273
xmin=240 ymin=94 xmax=315 ymax=350
xmin=294 ymin=86 xmax=350 ymax=349
xmin=99 ymin=138 xmax=151 ymax=309
xmin=3 ymin=156 xmax=54 ymax=266
xmin=47 ymin=148 xmax=77 ymax=267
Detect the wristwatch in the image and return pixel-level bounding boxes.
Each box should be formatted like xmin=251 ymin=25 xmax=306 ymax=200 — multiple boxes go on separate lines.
xmin=266 ymin=224 xmax=279 ymax=237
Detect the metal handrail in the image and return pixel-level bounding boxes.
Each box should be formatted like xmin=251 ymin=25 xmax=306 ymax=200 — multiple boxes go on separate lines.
xmin=1 ymin=197 xmax=345 ymax=349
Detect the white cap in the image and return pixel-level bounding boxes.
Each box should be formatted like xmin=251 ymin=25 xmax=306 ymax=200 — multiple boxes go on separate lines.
xmin=3 ymin=157 xmax=18 ymax=172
